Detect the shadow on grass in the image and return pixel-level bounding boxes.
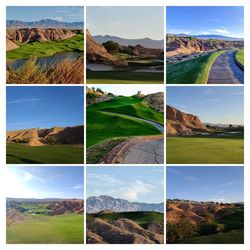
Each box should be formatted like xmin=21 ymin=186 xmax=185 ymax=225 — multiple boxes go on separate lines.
xmin=7 ymin=154 xmax=42 ymax=164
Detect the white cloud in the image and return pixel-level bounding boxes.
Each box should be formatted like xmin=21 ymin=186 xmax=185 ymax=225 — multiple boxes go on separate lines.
xmin=52 ymin=16 xmax=64 ymax=21
xmin=7 ymin=98 xmax=43 ymax=105
xmin=112 ymin=180 xmax=155 ymax=201
xmin=23 ymin=171 xmax=44 ymax=182
xmin=212 ymin=29 xmax=230 ymax=35
xmin=72 ymin=184 xmax=83 ymax=190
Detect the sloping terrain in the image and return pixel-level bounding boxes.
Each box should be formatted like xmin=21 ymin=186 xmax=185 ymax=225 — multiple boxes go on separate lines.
xmin=166 ymin=200 xmax=244 ymax=244
xmin=167 ymin=34 xmax=243 ymax=58
xmin=167 ymin=105 xmax=208 ymax=136
xmin=7 ymin=28 xmax=77 ymax=44
xmin=87 ymin=29 xmax=127 ymax=66
xmin=87 ymin=211 xmax=164 ymax=244
xmin=6 ymin=198 xmax=84 ymax=244
xmin=7 ymin=125 xmax=83 ymax=146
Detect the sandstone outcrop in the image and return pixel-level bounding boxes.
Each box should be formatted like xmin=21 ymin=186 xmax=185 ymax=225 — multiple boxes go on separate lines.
xmin=48 ymin=200 xmax=84 ymax=215
xmin=6 ymin=125 xmax=83 ymax=146
xmin=6 ymin=28 xmax=76 ymax=44
xmin=167 ymin=34 xmax=244 ymax=58
xmin=86 ymin=29 xmax=128 ymax=67
xmin=167 ymin=105 xmax=208 ymax=136
xmin=143 ymin=92 xmax=164 ymax=112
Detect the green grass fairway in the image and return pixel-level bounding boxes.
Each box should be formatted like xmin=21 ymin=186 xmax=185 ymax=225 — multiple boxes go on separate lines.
xmin=7 ymin=214 xmax=84 ymax=244
xmin=166 ymin=50 xmax=227 ymax=84
xmin=86 ymin=69 xmax=163 ymax=84
xmin=183 ymin=230 xmax=244 ymax=244
xmin=87 ymin=96 xmax=164 ymax=148
xmin=167 ymin=136 xmax=244 ymax=164
xmin=235 ymin=49 xmax=244 ymax=67
xmin=7 ymin=144 xmax=84 ymax=164
xmin=87 ymin=211 xmax=163 ymax=228
xmin=7 ymin=34 xmax=84 ymax=60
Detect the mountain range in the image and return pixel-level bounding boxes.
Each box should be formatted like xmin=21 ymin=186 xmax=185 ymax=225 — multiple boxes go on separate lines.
xmin=87 ymin=195 xmax=164 ymax=213
xmin=93 ymin=35 xmax=164 ymax=49
xmin=6 ymin=19 xmax=84 ymax=30
xmin=171 ymin=33 xmax=243 ymax=41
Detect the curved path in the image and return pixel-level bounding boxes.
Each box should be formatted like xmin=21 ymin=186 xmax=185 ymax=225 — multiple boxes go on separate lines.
xmin=101 ymin=111 xmax=164 ymax=164
xmin=207 ymin=50 xmax=244 ymax=84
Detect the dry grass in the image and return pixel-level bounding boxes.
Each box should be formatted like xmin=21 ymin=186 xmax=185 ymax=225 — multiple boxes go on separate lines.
xmin=7 ymin=58 xmax=84 ymax=84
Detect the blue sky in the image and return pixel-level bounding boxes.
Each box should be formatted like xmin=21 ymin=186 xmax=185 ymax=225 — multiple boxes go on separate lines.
xmin=7 ymin=87 xmax=84 ymax=131
xmin=87 ymin=7 xmax=164 ymax=40
xmin=167 ymin=6 xmax=244 ymax=38
xmin=6 ymin=166 xmax=84 ymax=199
xmin=167 ymin=86 xmax=244 ymax=125
xmin=89 ymin=85 xmax=164 ymax=97
xmin=6 ymin=6 xmax=84 ymax=22
xmin=87 ymin=167 xmax=164 ymax=203
xmin=167 ymin=166 xmax=244 ymax=203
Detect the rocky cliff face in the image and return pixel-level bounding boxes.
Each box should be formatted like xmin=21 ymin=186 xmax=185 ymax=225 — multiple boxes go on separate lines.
xmin=6 ymin=28 xmax=76 ymax=44
xmin=48 ymin=200 xmax=84 ymax=215
xmin=167 ymin=35 xmax=244 ymax=57
xmin=87 ymin=195 xmax=164 ymax=213
xmin=143 ymin=92 xmax=164 ymax=112
xmin=86 ymin=29 xmax=128 ymax=66
xmin=167 ymin=105 xmax=208 ymax=136
xmin=6 ymin=125 xmax=83 ymax=146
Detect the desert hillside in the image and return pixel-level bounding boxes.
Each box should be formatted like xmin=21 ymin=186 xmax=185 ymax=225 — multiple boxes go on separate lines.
xmin=86 ymin=29 xmax=127 ymax=66
xmin=6 ymin=125 xmax=83 ymax=146
xmin=167 ymin=105 xmax=208 ymax=136
xmin=167 ymin=34 xmax=244 ymax=58
xmin=6 ymin=28 xmax=77 ymax=50
xmin=87 ymin=211 xmax=164 ymax=244
xmin=144 ymin=92 xmax=164 ymax=112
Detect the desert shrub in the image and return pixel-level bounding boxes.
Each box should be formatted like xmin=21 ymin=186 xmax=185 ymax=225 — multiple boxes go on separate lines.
xmin=7 ymin=58 xmax=84 ymax=84
xmin=167 ymin=219 xmax=198 ymax=243
xmin=47 ymin=58 xmax=84 ymax=84
xmin=224 ymin=222 xmax=244 ymax=232
xmin=102 ymin=40 xmax=120 ymax=54
xmin=198 ymin=223 xmax=218 ymax=235
xmin=46 ymin=136 xmax=60 ymax=145
xmin=7 ymin=58 xmax=48 ymax=84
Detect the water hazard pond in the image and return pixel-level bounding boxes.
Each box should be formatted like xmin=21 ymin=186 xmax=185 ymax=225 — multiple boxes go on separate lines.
xmin=7 ymin=51 xmax=83 ymax=69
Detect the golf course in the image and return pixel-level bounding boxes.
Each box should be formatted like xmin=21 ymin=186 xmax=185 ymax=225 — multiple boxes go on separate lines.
xmin=167 ymin=50 xmax=226 ymax=84
xmin=167 ymin=134 xmax=244 ymax=164
xmin=7 ymin=144 xmax=84 ymax=164
xmin=86 ymin=90 xmax=164 ymax=164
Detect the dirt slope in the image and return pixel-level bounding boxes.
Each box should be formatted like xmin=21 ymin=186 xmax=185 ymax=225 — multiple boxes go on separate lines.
xmin=167 ymin=105 xmax=208 ymax=136
xmin=6 ymin=28 xmax=76 ymax=44
xmin=87 ymin=217 xmax=163 ymax=244
xmin=167 ymin=35 xmax=244 ymax=57
xmin=6 ymin=125 xmax=83 ymax=146
xmin=86 ymin=29 xmax=128 ymax=66
xmin=48 ymin=200 xmax=84 ymax=215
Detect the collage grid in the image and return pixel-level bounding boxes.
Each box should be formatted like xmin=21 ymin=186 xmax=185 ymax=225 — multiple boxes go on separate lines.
xmin=3 ymin=1 xmax=245 ymax=246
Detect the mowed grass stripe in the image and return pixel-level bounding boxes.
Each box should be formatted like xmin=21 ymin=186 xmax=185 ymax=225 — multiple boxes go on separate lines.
xmin=167 ymin=136 xmax=244 ymax=164
xmin=235 ymin=49 xmax=244 ymax=67
xmin=7 ymin=214 xmax=84 ymax=244
xmin=166 ymin=50 xmax=227 ymax=84
xmin=87 ymin=96 xmax=164 ymax=147
xmin=7 ymin=144 xmax=84 ymax=164
xmin=7 ymin=34 xmax=84 ymax=60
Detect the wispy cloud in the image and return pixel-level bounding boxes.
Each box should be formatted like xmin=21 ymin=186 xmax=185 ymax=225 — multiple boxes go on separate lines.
xmin=23 ymin=171 xmax=44 ymax=182
xmin=7 ymin=98 xmax=43 ymax=105
xmin=72 ymin=184 xmax=83 ymax=189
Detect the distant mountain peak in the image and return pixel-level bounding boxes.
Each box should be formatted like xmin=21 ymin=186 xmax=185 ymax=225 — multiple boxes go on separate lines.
xmin=87 ymin=195 xmax=164 ymax=213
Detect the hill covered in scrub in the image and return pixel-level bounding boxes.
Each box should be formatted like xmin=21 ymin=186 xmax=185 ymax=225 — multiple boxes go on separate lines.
xmin=166 ymin=199 xmax=244 ymax=243
xmin=6 ymin=125 xmax=83 ymax=146
xmin=167 ymin=34 xmax=244 ymax=58
xmin=167 ymin=105 xmax=208 ymax=136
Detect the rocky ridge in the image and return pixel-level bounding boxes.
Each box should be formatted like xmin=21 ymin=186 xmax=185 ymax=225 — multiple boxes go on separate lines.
xmin=167 ymin=105 xmax=208 ymax=136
